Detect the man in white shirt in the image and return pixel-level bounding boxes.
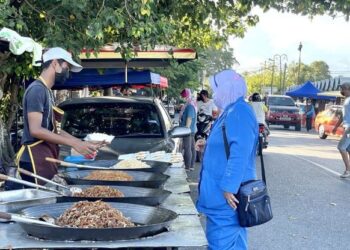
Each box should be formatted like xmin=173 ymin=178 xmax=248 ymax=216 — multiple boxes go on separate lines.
xmin=197 ymin=90 xmax=218 ymax=117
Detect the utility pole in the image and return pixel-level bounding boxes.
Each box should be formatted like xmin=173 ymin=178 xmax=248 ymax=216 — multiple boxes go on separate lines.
xmin=273 ymin=54 xmax=288 ymax=94
xmin=270 ymin=59 xmax=275 ymax=95
xmin=297 ymin=42 xmax=303 ymax=84
xmin=282 ymin=63 xmax=287 ymax=94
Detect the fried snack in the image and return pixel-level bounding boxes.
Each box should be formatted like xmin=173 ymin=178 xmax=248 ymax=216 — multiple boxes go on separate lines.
xmin=83 ymin=170 xmax=134 ymax=181
xmin=73 ymin=186 xmax=124 ymax=198
xmin=113 ymin=159 xmax=150 ymax=169
xmin=56 ymin=201 xmax=134 ymax=228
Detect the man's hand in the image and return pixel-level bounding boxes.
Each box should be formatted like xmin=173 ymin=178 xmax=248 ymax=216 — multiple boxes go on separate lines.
xmin=72 ymin=141 xmax=98 ymax=155
xmin=224 ymin=192 xmax=239 ymax=210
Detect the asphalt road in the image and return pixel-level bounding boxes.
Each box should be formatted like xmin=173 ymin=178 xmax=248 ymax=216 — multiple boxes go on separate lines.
xmin=187 ymin=126 xmax=350 ymax=250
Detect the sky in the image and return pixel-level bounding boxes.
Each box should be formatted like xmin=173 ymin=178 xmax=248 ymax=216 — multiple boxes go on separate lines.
xmin=229 ymin=8 xmax=350 ymax=77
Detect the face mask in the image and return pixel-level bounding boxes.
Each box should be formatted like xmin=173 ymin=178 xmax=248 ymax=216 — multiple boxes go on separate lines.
xmin=55 ymin=66 xmax=69 ymax=84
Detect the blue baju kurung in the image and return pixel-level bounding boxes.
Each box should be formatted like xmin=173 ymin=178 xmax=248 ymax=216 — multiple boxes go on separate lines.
xmin=196 ymin=97 xmax=258 ymax=250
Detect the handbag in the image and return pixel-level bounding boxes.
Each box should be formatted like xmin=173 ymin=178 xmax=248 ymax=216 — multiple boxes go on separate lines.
xmin=222 ymin=124 xmax=273 ymax=227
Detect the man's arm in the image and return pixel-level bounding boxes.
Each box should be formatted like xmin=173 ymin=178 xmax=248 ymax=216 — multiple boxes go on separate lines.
xmin=28 ymin=112 xmax=97 ymax=155
xmin=333 ymin=113 xmax=343 ymax=134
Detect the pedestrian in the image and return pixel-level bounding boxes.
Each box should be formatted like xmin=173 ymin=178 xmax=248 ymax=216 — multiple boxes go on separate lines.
xmin=14 ymin=47 xmax=103 ymax=187
xmin=179 ymin=88 xmax=197 ymax=171
xmin=305 ymin=99 xmax=315 ymax=132
xmin=197 ymin=89 xmax=218 ymax=118
xmin=250 ymin=92 xmax=269 ymax=134
xmin=120 ymin=85 xmax=132 ymax=96
xmin=196 ymin=69 xmax=258 ymax=250
xmin=333 ymin=82 xmax=350 ymax=178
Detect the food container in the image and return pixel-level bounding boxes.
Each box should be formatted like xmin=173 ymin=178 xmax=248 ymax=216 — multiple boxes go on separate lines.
xmin=0 ymin=189 xmax=58 ymax=213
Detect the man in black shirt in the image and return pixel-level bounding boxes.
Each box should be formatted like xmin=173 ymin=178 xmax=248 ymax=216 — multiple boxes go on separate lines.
xmin=15 ymin=47 xmax=101 ymax=185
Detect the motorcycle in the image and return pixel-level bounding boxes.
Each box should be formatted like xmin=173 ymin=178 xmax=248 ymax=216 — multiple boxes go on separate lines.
xmin=195 ymin=113 xmax=213 ymax=162
xmin=258 ymin=123 xmax=269 ymax=155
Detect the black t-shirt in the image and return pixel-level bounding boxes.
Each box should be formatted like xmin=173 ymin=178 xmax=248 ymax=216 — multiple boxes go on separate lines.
xmin=20 ymin=80 xmax=54 ymax=162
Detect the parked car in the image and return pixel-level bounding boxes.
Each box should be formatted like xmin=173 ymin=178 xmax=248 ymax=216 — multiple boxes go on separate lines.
xmin=266 ymin=95 xmax=301 ymax=131
xmin=59 ymin=97 xmax=191 ymax=159
xmin=314 ymin=105 xmax=343 ymax=139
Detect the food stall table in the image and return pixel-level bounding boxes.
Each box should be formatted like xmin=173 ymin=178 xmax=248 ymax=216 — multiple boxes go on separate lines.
xmin=0 ymin=161 xmax=207 ymax=249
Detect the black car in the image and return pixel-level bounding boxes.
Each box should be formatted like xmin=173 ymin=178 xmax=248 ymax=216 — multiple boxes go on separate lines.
xmin=59 ymin=97 xmax=190 ymax=159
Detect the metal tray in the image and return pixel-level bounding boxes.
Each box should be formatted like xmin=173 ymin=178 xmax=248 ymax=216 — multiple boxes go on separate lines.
xmin=19 ymin=202 xmax=178 ymax=241
xmin=56 ymin=185 xmax=171 ymax=206
xmin=61 ymin=170 xmax=169 ymax=188
xmin=82 ymin=160 xmax=171 ymax=173
xmin=0 ymin=189 xmax=57 ymax=213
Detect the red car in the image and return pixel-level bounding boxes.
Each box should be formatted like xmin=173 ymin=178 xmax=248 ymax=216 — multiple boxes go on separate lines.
xmin=314 ymin=105 xmax=344 ymax=139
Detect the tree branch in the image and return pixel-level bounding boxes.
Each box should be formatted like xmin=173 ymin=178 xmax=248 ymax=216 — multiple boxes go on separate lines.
xmin=124 ymin=0 xmax=136 ymax=21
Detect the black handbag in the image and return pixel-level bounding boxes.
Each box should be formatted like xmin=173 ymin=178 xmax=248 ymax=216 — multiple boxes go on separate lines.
xmin=222 ymin=124 xmax=273 ymax=227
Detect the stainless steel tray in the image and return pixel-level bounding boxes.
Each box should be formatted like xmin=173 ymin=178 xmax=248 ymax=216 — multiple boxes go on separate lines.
xmin=0 ymin=189 xmax=58 ymax=213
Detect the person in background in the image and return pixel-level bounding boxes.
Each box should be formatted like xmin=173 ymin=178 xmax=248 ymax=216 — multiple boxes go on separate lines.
xmin=13 ymin=47 xmax=102 ymax=187
xmin=121 ymin=85 xmax=132 ymax=96
xmin=179 ymin=88 xmax=197 ymax=171
xmin=250 ymin=92 xmax=269 ymax=132
xmin=333 ymin=82 xmax=350 ymax=178
xmin=197 ymin=89 xmax=218 ymax=118
xmin=197 ymin=69 xmax=258 ymax=249
xmin=305 ymin=99 xmax=315 ymax=132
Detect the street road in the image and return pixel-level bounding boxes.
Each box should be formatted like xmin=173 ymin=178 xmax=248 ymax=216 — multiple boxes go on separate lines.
xmin=187 ymin=126 xmax=350 ymax=250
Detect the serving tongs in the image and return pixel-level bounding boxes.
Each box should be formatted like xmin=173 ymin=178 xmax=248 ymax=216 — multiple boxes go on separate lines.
xmin=17 ymin=168 xmax=82 ymax=194
xmin=0 ymin=211 xmax=59 ymax=227
xmin=0 ymin=173 xmax=75 ymax=196
xmin=46 ymin=157 xmax=110 ymax=170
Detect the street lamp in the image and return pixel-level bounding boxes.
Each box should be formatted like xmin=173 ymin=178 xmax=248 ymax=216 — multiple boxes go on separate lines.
xmin=297 ymin=42 xmax=303 ymax=84
xmin=273 ymin=54 xmax=288 ymax=94
xmin=268 ymin=58 xmax=275 ymax=94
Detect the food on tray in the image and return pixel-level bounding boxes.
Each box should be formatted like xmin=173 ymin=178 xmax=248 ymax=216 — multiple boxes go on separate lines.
xmin=73 ymin=186 xmax=124 ymax=198
xmin=170 ymin=153 xmax=184 ymax=163
xmin=113 ymin=159 xmax=150 ymax=169
xmin=135 ymin=151 xmax=149 ymax=160
xmin=56 ymin=201 xmax=134 ymax=228
xmin=83 ymin=170 xmax=134 ymax=181
xmin=84 ymin=133 xmax=115 ymax=143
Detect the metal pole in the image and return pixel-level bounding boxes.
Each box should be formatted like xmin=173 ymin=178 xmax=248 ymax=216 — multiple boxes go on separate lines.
xmin=297 ymin=42 xmax=303 ymax=84
xmin=282 ymin=63 xmax=287 ymax=94
xmin=270 ymin=60 xmax=275 ymax=94
xmin=279 ymin=57 xmax=282 ymax=94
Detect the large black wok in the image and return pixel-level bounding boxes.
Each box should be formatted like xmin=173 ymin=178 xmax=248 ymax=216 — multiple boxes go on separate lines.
xmin=60 ymin=170 xmax=169 ymax=188
xmin=56 ymin=185 xmax=171 ymax=206
xmin=19 ymin=202 xmax=177 ymax=241
xmin=83 ymin=160 xmax=171 ymax=173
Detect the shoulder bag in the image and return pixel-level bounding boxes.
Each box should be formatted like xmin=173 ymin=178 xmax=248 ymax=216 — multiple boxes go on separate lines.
xmin=222 ymin=124 xmax=273 ymax=227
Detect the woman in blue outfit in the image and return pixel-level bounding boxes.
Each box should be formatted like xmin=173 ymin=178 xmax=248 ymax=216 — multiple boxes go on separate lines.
xmin=196 ymin=69 xmax=258 ymax=250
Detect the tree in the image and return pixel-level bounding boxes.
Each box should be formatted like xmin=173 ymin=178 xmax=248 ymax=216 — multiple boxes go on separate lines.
xmin=0 ymin=0 xmax=349 ymax=169
xmin=309 ymin=61 xmax=331 ymax=81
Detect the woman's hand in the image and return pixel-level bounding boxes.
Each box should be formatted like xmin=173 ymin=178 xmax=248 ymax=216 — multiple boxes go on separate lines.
xmin=224 ymin=192 xmax=239 ymax=210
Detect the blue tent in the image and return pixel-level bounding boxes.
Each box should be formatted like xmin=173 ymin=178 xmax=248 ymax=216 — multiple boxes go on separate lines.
xmin=53 ymin=69 xmax=161 ymax=90
xmin=285 ymin=81 xmax=336 ymax=100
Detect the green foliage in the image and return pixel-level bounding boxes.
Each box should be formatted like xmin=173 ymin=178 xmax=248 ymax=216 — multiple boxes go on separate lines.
xmin=244 ymin=60 xmax=331 ymax=95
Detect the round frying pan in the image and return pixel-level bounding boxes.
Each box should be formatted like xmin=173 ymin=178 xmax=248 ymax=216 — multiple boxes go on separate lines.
xmin=60 ymin=170 xmax=169 ymax=188
xmin=19 ymin=202 xmax=177 ymax=241
xmin=82 ymin=160 xmax=171 ymax=173
xmin=56 ymin=185 xmax=171 ymax=206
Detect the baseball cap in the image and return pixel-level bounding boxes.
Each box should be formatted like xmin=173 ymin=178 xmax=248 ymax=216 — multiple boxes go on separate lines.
xmin=42 ymin=47 xmax=83 ymax=72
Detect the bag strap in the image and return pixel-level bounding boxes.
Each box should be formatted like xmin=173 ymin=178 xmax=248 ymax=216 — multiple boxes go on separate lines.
xmin=222 ymin=123 xmax=267 ymax=185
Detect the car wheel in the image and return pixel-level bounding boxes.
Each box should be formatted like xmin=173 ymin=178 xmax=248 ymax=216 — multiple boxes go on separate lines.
xmin=284 ymin=125 xmax=290 ymax=129
xmin=318 ymin=125 xmax=327 ymax=139
xmin=295 ymin=124 xmax=301 ymax=131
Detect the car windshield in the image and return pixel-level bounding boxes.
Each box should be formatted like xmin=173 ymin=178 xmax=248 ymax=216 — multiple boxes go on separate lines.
xmin=268 ymin=97 xmax=295 ymax=106
xmin=61 ymin=102 xmax=163 ymax=138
